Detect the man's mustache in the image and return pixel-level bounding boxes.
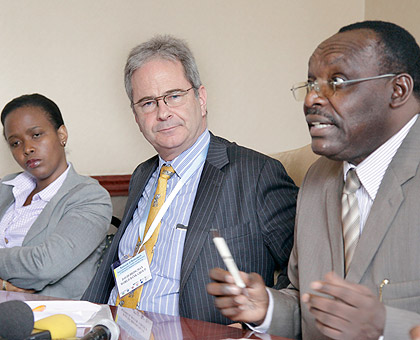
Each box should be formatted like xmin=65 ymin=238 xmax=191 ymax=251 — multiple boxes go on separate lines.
xmin=305 ymin=107 xmax=336 ymax=125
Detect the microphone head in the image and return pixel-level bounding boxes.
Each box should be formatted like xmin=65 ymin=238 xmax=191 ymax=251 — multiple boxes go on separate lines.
xmin=0 ymin=300 xmax=34 ymax=340
xmin=95 ymin=319 xmax=120 ymax=340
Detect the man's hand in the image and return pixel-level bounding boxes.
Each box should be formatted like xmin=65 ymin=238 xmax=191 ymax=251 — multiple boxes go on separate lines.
xmin=1 ymin=279 xmax=35 ymax=294
xmin=207 ymin=268 xmax=269 ymax=324
xmin=302 ymin=271 xmax=385 ymax=340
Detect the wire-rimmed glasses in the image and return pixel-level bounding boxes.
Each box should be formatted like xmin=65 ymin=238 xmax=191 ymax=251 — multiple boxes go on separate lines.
xmin=133 ymin=86 xmax=195 ymax=113
xmin=290 ymin=74 xmax=396 ymax=101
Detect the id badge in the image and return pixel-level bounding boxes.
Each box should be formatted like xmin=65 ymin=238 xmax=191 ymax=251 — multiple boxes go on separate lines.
xmin=111 ymin=250 xmax=152 ymax=298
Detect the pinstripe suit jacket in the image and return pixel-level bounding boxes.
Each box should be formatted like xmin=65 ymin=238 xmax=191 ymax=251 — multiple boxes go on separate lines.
xmin=82 ymin=133 xmax=297 ymax=324
xmin=267 ymin=117 xmax=420 ymax=340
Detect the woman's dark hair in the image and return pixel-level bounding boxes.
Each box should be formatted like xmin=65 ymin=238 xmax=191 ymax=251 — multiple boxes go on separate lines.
xmin=1 ymin=93 xmax=65 ymax=131
xmin=339 ymin=20 xmax=420 ymax=99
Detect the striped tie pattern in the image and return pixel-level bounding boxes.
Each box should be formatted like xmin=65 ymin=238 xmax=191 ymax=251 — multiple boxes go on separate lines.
xmin=342 ymin=169 xmax=361 ymax=274
xmin=116 ymin=165 xmax=175 ymax=308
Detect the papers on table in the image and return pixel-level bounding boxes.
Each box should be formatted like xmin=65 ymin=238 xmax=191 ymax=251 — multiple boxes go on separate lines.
xmin=24 ymin=300 xmax=112 ymax=327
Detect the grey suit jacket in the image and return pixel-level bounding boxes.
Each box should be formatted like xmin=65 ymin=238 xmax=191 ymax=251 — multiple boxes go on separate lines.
xmin=0 ymin=165 xmax=112 ymax=299
xmin=268 ymin=118 xmax=420 ymax=340
xmin=83 ymin=133 xmax=298 ymax=324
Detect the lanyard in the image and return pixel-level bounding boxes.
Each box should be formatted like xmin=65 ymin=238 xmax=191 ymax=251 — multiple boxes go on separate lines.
xmin=135 ymin=146 xmax=208 ymax=255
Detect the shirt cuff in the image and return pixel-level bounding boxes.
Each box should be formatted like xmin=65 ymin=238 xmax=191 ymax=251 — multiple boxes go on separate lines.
xmin=246 ymin=287 xmax=274 ymax=333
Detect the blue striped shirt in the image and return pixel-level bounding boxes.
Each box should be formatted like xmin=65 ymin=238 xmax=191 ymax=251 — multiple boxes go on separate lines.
xmin=108 ymin=130 xmax=210 ymax=315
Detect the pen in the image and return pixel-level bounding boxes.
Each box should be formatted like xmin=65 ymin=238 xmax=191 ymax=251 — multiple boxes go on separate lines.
xmin=211 ymin=229 xmax=246 ymax=288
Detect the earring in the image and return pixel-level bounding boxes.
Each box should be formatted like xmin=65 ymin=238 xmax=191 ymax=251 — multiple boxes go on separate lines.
xmin=62 ymin=141 xmax=66 ymax=147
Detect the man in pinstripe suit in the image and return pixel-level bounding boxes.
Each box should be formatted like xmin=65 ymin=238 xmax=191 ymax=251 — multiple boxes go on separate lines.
xmin=82 ymin=35 xmax=298 ymax=325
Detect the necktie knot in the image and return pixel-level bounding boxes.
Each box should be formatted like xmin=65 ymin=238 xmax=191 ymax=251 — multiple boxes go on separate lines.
xmin=160 ymin=165 xmax=175 ymax=180
xmin=343 ymin=169 xmax=361 ymax=195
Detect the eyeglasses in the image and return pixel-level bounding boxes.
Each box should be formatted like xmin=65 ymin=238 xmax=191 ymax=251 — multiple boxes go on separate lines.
xmin=133 ymin=87 xmax=195 ymax=113
xmin=290 ymin=73 xmax=396 ymax=101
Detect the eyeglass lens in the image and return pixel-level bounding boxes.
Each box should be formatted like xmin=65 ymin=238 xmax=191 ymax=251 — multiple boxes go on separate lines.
xmin=135 ymin=87 xmax=193 ymax=113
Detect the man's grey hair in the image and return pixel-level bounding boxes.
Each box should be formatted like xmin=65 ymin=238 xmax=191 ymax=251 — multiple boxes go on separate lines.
xmin=124 ymin=35 xmax=202 ymax=105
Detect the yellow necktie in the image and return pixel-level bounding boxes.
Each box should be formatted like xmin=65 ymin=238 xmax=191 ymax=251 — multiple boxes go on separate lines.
xmin=117 ymin=165 xmax=175 ymax=308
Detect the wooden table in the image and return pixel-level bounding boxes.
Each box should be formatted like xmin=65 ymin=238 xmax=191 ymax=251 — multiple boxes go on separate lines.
xmin=0 ymin=291 xmax=291 ymax=340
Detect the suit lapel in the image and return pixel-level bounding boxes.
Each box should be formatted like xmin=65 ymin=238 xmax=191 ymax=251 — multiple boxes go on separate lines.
xmin=95 ymin=157 xmax=159 ymax=277
xmin=114 ymin=157 xmax=158 ymax=243
xmin=23 ymin=165 xmax=81 ymax=244
xmin=346 ymin=173 xmax=404 ymax=281
xmin=0 ymin=183 xmax=14 ymax=219
xmin=346 ymin=117 xmax=420 ymax=282
xmin=325 ymin=161 xmax=346 ymax=277
xmin=180 ymin=135 xmax=228 ymax=292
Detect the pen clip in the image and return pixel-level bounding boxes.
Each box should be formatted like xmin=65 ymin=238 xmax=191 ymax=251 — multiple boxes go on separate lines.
xmin=379 ymin=278 xmax=389 ymax=302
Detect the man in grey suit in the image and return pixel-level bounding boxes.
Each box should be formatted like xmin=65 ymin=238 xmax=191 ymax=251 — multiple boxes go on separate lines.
xmin=83 ymin=35 xmax=298 ymax=324
xmin=208 ymin=21 xmax=420 ymax=339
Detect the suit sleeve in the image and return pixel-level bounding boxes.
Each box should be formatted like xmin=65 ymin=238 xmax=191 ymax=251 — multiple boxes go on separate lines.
xmin=267 ymin=163 xmax=303 ymax=338
xmin=0 ymin=183 xmax=112 ymax=291
xmin=266 ymin=216 xmax=302 ymax=338
xmin=256 ymin=157 xmax=298 ymax=288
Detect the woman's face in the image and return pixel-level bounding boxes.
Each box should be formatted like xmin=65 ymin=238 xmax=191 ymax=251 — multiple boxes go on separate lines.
xmin=4 ymin=105 xmax=68 ymax=189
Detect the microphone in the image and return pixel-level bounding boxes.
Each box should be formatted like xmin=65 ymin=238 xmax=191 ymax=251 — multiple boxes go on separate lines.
xmin=81 ymin=319 xmax=120 ymax=340
xmin=0 ymin=300 xmax=34 ymax=340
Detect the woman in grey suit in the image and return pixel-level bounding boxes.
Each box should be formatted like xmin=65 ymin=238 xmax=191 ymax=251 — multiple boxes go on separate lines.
xmin=0 ymin=94 xmax=112 ymax=299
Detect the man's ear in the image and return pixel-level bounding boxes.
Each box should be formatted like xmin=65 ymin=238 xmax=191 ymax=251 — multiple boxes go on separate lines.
xmin=390 ymin=73 xmax=414 ymax=108
xmin=197 ymin=85 xmax=207 ymax=117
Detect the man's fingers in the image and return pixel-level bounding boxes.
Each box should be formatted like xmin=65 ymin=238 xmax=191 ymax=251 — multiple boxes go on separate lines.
xmin=207 ymin=281 xmax=242 ymax=296
xmin=209 ymin=267 xmax=240 ymax=284
xmin=313 ymin=319 xmax=344 ymax=340
xmin=304 ymin=274 xmax=386 ymax=339
xmin=304 ymin=294 xmax=356 ymax=339
xmin=310 ymin=272 xmax=375 ymax=306
xmin=323 ymin=271 xmax=373 ymax=295
xmin=213 ymin=295 xmax=250 ymax=309
xmin=247 ymin=272 xmax=265 ymax=288
xmin=410 ymin=325 xmax=420 ymax=340
xmin=308 ymin=301 xmax=351 ymax=329
xmin=209 ymin=267 xmax=230 ymax=281
xmin=304 ymin=293 xmax=357 ymax=322
xmin=219 ymin=306 xmax=246 ymax=319
xmin=214 ymin=296 xmax=239 ymax=309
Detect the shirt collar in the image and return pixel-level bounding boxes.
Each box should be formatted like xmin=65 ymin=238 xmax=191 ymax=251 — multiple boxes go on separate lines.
xmin=344 ymin=114 xmax=418 ymax=200
xmin=3 ymin=163 xmax=71 ymax=204
xmin=158 ymin=129 xmax=210 ymax=178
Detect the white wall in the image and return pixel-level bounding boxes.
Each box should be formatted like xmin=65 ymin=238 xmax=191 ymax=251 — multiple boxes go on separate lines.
xmin=365 ymin=0 xmax=420 ymax=39
xmin=0 ymin=0 xmax=364 ymax=177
